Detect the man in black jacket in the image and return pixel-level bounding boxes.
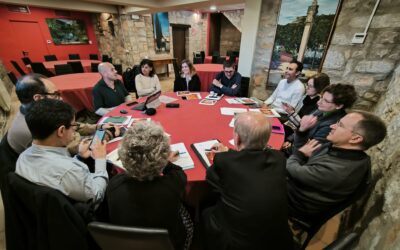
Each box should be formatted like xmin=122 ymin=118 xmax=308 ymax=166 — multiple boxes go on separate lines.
xmin=202 ymin=112 xmax=293 ymax=250
xmin=287 ymin=111 xmax=387 ymax=220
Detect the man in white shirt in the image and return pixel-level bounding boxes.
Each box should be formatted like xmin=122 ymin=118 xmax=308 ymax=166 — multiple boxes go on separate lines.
xmin=264 ymin=60 xmax=305 ymax=114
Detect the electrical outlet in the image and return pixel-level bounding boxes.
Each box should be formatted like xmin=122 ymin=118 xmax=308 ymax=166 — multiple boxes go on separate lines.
xmin=352 ymin=33 xmax=367 ymax=44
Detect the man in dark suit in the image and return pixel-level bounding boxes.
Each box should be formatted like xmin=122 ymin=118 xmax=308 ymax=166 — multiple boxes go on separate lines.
xmin=202 ymin=112 xmax=293 ymax=250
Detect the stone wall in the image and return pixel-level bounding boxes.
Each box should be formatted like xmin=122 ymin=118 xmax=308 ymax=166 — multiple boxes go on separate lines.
xmin=219 ymin=15 xmax=241 ymax=57
xmin=222 ymin=10 xmax=243 ymax=32
xmin=0 ymin=60 xmax=14 ymax=137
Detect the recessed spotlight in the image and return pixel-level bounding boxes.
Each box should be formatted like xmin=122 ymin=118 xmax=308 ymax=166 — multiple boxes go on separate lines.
xmin=210 ymin=5 xmax=217 ymax=11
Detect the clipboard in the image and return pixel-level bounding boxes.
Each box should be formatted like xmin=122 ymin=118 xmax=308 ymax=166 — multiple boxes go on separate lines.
xmin=190 ymin=139 xmax=220 ymax=169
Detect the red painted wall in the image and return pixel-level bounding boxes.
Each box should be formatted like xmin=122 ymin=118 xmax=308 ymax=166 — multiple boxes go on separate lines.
xmin=0 ymin=4 xmax=99 ymax=76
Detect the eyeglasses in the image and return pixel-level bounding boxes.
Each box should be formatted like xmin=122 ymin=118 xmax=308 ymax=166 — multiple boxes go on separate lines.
xmin=43 ymin=91 xmax=61 ymax=99
xmin=70 ymin=123 xmax=80 ymax=130
xmin=335 ymin=121 xmax=362 ymax=136
xmin=224 ymin=70 xmax=234 ymax=74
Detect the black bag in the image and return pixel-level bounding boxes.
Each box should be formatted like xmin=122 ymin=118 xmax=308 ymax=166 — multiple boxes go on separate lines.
xmin=122 ymin=65 xmax=140 ymax=93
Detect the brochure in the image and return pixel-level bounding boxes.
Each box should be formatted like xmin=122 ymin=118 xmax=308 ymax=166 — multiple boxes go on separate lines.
xmin=191 ymin=139 xmax=220 ymax=168
xmin=170 ymin=143 xmax=194 ymax=170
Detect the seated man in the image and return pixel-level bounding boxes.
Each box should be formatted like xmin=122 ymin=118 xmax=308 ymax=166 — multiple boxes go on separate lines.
xmin=92 ymin=62 xmax=131 ymax=116
xmin=264 ymin=60 xmax=305 ymax=114
xmin=7 ymin=74 xmax=117 ymax=155
xmin=209 ymin=61 xmax=241 ymax=96
xmin=202 ymin=112 xmax=293 ymax=250
xmin=287 ymin=111 xmax=387 ymax=220
xmin=16 ymin=99 xmax=108 ymax=204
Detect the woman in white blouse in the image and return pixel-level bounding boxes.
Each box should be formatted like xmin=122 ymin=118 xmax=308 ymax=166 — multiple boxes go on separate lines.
xmin=135 ymin=59 xmax=161 ymax=97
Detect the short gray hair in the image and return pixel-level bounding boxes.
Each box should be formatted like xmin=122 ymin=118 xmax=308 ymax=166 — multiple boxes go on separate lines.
xmin=118 ymin=121 xmax=170 ymax=180
xmin=234 ymin=112 xmax=272 ymax=150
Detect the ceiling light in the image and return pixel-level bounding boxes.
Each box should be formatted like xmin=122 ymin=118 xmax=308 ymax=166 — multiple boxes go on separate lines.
xmin=210 ymin=5 xmax=217 ymax=11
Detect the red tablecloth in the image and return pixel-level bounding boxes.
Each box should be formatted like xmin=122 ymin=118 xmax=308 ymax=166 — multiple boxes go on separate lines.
xmin=194 ymin=64 xmax=223 ymax=92
xmin=105 ymin=92 xmax=284 ymax=182
xmin=28 ymin=60 xmax=100 ymax=74
xmin=50 ymin=73 xmax=101 ymax=112
xmin=204 ymin=56 xmax=239 ymax=64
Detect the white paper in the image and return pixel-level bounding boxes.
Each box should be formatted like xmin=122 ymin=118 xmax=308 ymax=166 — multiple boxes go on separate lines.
xmin=229 ymin=117 xmax=235 ymax=128
xmin=106 ymin=148 xmax=125 ymax=170
xmin=229 ymin=139 xmax=235 ymax=146
xmin=225 ymin=98 xmax=242 ymax=104
xmin=220 ymin=107 xmax=247 ymax=116
xmin=192 ymin=139 xmax=220 ymax=167
xmin=205 ymin=93 xmax=224 ymax=100
xmin=170 ymin=143 xmax=194 ymax=170
xmin=159 ymin=95 xmax=178 ymax=104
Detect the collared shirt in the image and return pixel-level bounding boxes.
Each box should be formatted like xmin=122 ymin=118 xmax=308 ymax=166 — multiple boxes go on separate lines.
xmin=92 ymin=79 xmax=129 ymax=110
xmin=16 ymin=144 xmax=108 ymax=203
xmin=265 ymin=78 xmax=305 ymax=114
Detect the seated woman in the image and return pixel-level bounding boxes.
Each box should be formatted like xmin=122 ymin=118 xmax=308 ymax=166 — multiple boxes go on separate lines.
xmin=135 ymin=59 xmax=161 ymax=97
xmin=282 ymin=73 xmax=330 ymax=139
xmin=173 ymin=59 xmax=201 ymax=92
xmin=100 ymin=121 xmax=192 ymax=250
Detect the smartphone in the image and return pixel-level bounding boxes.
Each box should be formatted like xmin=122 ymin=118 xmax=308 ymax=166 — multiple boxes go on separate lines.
xmin=126 ymin=101 xmax=138 ymax=107
xmin=181 ymin=96 xmax=187 ymax=100
xmin=272 ymin=125 xmax=281 ymax=130
xmin=89 ymin=129 xmax=106 ymax=149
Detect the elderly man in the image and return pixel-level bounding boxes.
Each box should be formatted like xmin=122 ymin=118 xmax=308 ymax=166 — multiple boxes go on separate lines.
xmin=16 ymin=99 xmax=108 ymax=203
xmin=6 ymin=74 xmax=117 ymax=155
xmin=92 ymin=62 xmax=131 ymax=116
xmin=202 ymin=112 xmax=293 ymax=250
xmin=287 ymin=111 xmax=387 ymax=220
xmin=264 ymin=60 xmax=305 ymax=115
xmin=209 ymin=61 xmax=242 ymax=96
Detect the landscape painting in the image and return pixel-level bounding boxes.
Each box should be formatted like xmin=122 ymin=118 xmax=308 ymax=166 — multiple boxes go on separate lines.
xmin=46 ymin=18 xmax=89 ymax=45
xmin=152 ymin=12 xmax=170 ymax=53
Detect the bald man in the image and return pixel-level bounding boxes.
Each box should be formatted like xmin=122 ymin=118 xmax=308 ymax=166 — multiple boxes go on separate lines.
xmin=202 ymin=112 xmax=293 ymax=250
xmin=92 ymin=62 xmax=131 ymax=116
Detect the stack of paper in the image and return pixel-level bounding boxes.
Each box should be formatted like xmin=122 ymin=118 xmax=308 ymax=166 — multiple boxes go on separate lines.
xmin=220 ymin=107 xmax=247 ymax=116
xmin=170 ymin=143 xmax=194 ymax=170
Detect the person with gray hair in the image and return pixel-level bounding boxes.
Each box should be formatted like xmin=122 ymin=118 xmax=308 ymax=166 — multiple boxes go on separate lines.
xmin=92 ymin=62 xmax=131 ymax=116
xmin=100 ymin=121 xmax=193 ymax=250
xmin=202 ymin=112 xmax=293 ymax=250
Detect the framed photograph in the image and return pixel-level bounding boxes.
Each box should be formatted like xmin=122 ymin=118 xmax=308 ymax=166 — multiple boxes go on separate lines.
xmin=46 ymin=18 xmax=89 ymax=45
xmin=152 ymin=12 xmax=170 ymax=53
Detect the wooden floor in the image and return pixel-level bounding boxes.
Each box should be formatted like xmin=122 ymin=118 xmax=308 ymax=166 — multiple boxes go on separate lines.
xmin=0 ymin=75 xmax=340 ymax=250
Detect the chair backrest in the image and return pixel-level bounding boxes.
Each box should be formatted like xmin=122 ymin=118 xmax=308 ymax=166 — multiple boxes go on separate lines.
xmin=114 ymin=64 xmax=123 ymax=75
xmin=7 ymin=72 xmax=17 ymax=85
xmin=21 ymin=57 xmax=32 ymax=65
xmin=10 ymin=60 xmax=26 ymax=76
xmin=88 ymin=222 xmax=174 ymax=250
xmin=200 ymin=51 xmax=205 ymax=62
xmin=102 ymin=54 xmax=112 ymax=63
xmin=7 ymin=172 xmax=90 ymax=250
xmin=67 ymin=61 xmax=84 ymax=73
xmin=54 ymin=64 xmax=74 ymax=75
xmin=122 ymin=65 xmax=140 ymax=98
xmin=91 ymin=63 xmax=99 ymax=72
xmin=193 ymin=57 xmax=203 ymax=64
xmin=30 ymin=62 xmax=54 ymax=77
xmin=217 ymin=56 xmax=226 ymax=64
xmin=89 ymin=54 xmax=99 ymax=60
xmin=172 ymin=58 xmax=180 ymax=79
xmin=211 ymin=55 xmax=218 ymax=64
xmin=238 ymin=76 xmax=250 ymax=97
xmin=44 ymin=54 xmax=57 ymax=61
xmin=69 ymin=54 xmax=80 ymax=60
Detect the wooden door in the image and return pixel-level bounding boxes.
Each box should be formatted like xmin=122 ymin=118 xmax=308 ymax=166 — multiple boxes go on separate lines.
xmin=172 ymin=25 xmax=189 ymax=65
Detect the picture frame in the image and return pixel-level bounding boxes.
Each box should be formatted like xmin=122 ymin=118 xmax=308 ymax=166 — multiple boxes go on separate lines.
xmin=46 ymin=18 xmax=89 ymax=45
xmin=152 ymin=12 xmax=170 ymax=53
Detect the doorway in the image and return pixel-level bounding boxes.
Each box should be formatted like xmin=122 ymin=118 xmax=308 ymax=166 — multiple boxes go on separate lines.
xmin=171 ymin=24 xmax=190 ymax=66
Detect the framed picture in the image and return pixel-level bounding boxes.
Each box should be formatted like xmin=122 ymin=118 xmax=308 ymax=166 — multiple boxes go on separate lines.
xmin=46 ymin=18 xmax=89 ymax=45
xmin=152 ymin=12 xmax=170 ymax=53
xmin=270 ymin=0 xmax=342 ymax=73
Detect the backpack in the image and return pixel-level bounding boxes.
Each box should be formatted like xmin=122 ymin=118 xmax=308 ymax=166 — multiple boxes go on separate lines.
xmin=122 ymin=65 xmax=140 ymax=95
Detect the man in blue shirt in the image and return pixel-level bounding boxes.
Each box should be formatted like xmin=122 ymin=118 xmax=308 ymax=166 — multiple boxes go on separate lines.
xmin=210 ymin=61 xmax=242 ymax=96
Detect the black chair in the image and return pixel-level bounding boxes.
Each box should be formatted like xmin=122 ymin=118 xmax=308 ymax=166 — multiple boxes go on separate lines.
xmin=211 ymin=55 xmax=218 ymax=64
xmin=193 ymin=57 xmax=203 ymax=64
xmin=217 ymin=56 xmax=226 ymax=64
xmin=44 ymin=54 xmax=57 ymax=61
xmin=7 ymin=72 xmax=17 ymax=85
xmin=122 ymin=65 xmax=140 ymax=98
xmin=238 ymin=76 xmax=250 ymax=97
xmin=67 ymin=61 xmax=84 ymax=73
xmin=200 ymin=51 xmax=205 ymax=63
xmin=102 ymin=54 xmax=110 ymax=62
xmin=114 ymin=64 xmax=123 ymax=75
xmin=291 ymin=169 xmax=372 ymax=250
xmin=88 ymin=221 xmax=174 ymax=250
xmin=69 ymin=54 xmax=80 ymax=60
xmin=54 ymin=64 xmax=74 ymax=75
xmin=7 ymin=172 xmax=91 ymax=250
xmin=172 ymin=58 xmax=180 ymax=79
xmin=91 ymin=63 xmax=100 ymax=72
xmin=89 ymin=54 xmax=99 ymax=60
xmin=10 ymin=60 xmax=26 ymax=76
xmin=30 ymin=62 xmax=54 ymax=77
xmin=212 ymin=51 xmax=220 ymax=57
xmin=21 ymin=57 xmax=32 ymax=65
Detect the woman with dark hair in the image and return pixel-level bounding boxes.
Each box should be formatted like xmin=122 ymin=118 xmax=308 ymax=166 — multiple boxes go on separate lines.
xmin=135 ymin=59 xmax=161 ymax=97
xmin=100 ymin=121 xmax=193 ymax=250
xmin=282 ymin=73 xmax=330 ymax=138
xmin=173 ymin=59 xmax=201 ymax=92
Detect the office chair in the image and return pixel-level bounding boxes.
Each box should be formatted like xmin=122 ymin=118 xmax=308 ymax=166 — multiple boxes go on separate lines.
xmin=193 ymin=57 xmax=203 ymax=64
xmin=172 ymin=58 xmax=180 ymax=79
xmin=88 ymin=221 xmax=174 ymax=250
xmin=7 ymin=72 xmax=17 ymax=85
xmin=30 ymin=62 xmax=54 ymax=77
xmin=21 ymin=57 xmax=32 ymax=65
xmin=54 ymin=64 xmax=74 ymax=75
xmin=114 ymin=64 xmax=123 ymax=75
xmin=44 ymin=54 xmax=58 ymax=61
xmin=67 ymin=61 xmax=84 ymax=73
xmin=91 ymin=63 xmax=100 ymax=72
xmin=89 ymin=54 xmax=99 ymax=60
xmin=10 ymin=60 xmax=26 ymax=76
xmin=69 ymin=54 xmax=80 ymax=60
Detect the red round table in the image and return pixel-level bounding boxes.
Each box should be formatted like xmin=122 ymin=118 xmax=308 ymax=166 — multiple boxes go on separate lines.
xmin=105 ymin=92 xmax=284 ymax=182
xmin=28 ymin=60 xmax=100 ymax=74
xmin=194 ymin=64 xmax=223 ymax=92
xmin=50 ymin=73 xmax=101 ymax=112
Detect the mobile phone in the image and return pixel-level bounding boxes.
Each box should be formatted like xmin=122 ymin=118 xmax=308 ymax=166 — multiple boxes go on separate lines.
xmin=126 ymin=101 xmax=138 ymax=106
xmin=89 ymin=129 xmax=106 ymax=149
xmin=181 ymin=96 xmax=187 ymax=100
xmin=272 ymin=125 xmax=281 ymax=130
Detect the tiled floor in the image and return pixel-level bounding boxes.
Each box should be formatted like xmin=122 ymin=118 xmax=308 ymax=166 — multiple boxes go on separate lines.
xmin=0 ymin=74 xmax=340 ymax=249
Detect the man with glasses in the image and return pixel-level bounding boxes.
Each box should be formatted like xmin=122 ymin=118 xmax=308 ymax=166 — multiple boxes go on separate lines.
xmin=16 ymin=99 xmax=108 ymax=203
xmin=286 ymin=111 xmax=387 ymax=219
xmin=264 ymin=60 xmax=305 ymax=115
xmin=7 ymin=73 xmax=117 ymax=155
xmin=210 ymin=61 xmax=242 ymax=96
